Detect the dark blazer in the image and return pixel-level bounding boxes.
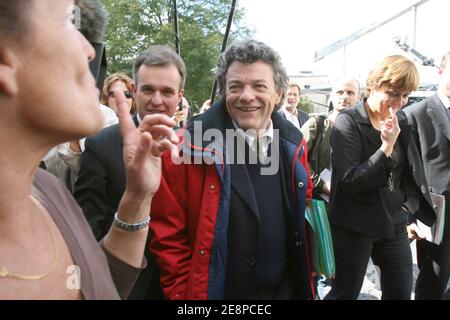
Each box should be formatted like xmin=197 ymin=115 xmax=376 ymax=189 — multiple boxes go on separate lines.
xmin=279 ymin=108 xmax=309 ymax=129
xmin=74 ymin=117 xmax=163 ymax=300
xmin=406 ymin=94 xmax=450 ymax=218
xmin=405 ymin=94 xmax=450 ymax=299
xmin=328 ymin=101 xmax=435 ymax=239
xmin=75 ymin=123 xmax=125 ymax=240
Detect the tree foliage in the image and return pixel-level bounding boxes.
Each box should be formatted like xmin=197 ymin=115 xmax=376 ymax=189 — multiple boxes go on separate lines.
xmin=102 ymin=0 xmax=252 ymax=112
xmin=298 ymin=96 xmax=315 ymax=114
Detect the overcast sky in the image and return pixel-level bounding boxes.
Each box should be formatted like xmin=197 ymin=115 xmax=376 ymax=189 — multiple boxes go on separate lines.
xmin=238 ymin=0 xmax=448 ymax=82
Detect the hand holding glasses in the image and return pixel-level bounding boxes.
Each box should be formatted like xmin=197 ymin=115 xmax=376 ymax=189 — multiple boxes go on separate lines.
xmin=108 ymin=90 xmax=133 ymax=99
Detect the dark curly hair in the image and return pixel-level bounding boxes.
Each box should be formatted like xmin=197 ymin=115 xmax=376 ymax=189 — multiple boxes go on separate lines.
xmin=0 ymin=1 xmax=32 ymax=43
xmin=215 ymin=39 xmax=288 ymax=110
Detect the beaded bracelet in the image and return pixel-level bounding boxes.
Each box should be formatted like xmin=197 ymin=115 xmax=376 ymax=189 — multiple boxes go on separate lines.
xmin=113 ymin=212 xmax=150 ymax=231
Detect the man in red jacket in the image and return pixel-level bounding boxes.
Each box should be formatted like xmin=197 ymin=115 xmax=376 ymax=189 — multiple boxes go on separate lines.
xmin=150 ymin=40 xmax=314 ymax=300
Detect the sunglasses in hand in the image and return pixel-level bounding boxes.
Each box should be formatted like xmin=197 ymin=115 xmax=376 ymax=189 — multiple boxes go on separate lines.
xmin=108 ymin=91 xmax=133 ymax=99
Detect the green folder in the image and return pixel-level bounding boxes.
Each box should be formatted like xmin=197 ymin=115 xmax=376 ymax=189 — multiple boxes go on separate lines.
xmin=305 ymin=199 xmax=335 ymax=278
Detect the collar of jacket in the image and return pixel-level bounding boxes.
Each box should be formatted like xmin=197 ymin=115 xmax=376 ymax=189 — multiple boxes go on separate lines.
xmin=183 ymin=98 xmax=304 ymax=152
xmin=427 ymin=94 xmax=450 ymax=141
xmin=353 ymin=98 xmax=373 ymax=126
xmin=342 ymin=99 xmax=412 ymax=154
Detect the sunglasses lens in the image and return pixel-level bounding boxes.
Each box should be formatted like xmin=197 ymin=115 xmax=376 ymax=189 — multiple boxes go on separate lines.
xmin=109 ymin=91 xmax=132 ymax=98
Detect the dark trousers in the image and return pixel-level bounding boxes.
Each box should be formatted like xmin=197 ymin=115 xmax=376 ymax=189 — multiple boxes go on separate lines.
xmin=325 ymin=224 xmax=412 ymax=300
xmin=445 ymin=287 xmax=450 ymax=300
xmin=414 ymin=193 xmax=450 ymax=300
xmin=415 ymin=239 xmax=450 ymax=299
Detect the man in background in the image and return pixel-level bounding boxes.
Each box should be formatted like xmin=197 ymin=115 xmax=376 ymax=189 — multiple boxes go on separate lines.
xmin=279 ymin=83 xmax=309 ymax=130
xmin=301 ymin=76 xmax=361 ymax=200
xmin=75 ymin=45 xmax=186 ymax=299
xmin=405 ymin=51 xmax=450 ymax=300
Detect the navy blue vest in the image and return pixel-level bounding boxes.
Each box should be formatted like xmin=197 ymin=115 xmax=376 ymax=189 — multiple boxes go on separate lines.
xmin=247 ymin=151 xmax=288 ymax=297
xmin=225 ymin=141 xmax=290 ymax=299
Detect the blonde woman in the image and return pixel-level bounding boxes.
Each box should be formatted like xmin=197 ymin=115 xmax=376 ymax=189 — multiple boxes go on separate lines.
xmin=101 ymin=72 xmax=137 ymax=115
xmin=325 ymin=55 xmax=435 ymax=300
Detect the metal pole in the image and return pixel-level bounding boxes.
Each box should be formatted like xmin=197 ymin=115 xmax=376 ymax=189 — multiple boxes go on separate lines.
xmin=173 ymin=0 xmax=180 ymax=55
xmin=343 ymin=45 xmax=346 ymax=76
xmin=210 ymin=0 xmax=237 ymax=105
xmin=412 ymin=5 xmax=417 ymax=47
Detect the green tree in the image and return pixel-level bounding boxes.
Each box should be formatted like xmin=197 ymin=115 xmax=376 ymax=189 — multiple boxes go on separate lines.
xmin=102 ymin=0 xmax=252 ymax=113
xmin=298 ymin=96 xmax=314 ymax=114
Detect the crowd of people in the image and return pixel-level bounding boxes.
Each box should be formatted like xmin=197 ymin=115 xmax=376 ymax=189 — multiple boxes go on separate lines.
xmin=0 ymin=0 xmax=448 ymax=301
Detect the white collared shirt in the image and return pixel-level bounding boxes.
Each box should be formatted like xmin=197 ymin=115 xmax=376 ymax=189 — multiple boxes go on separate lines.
xmin=232 ymin=120 xmax=274 ymax=162
xmin=282 ymin=107 xmax=301 ymax=130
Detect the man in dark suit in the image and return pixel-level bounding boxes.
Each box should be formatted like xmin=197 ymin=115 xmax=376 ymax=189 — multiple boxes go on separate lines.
xmin=74 ymin=45 xmax=186 ymax=299
xmin=405 ymin=51 xmax=450 ymax=299
xmin=279 ymin=83 xmax=309 ymax=129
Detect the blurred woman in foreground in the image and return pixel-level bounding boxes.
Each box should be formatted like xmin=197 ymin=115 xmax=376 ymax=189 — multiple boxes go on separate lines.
xmin=0 ymin=0 xmax=178 ymax=299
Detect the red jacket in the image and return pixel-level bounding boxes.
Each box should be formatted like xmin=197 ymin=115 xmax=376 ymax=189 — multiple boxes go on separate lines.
xmin=150 ymin=106 xmax=313 ymax=300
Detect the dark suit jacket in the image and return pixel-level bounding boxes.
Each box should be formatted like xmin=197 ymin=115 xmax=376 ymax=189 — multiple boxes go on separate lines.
xmin=74 ymin=117 xmax=163 ymax=299
xmin=406 ymin=94 xmax=450 ymax=222
xmin=405 ymin=94 xmax=450 ymax=299
xmin=75 ymin=123 xmax=125 ymax=240
xmin=279 ymin=108 xmax=309 ymax=129
xmin=329 ymin=101 xmax=435 ymax=239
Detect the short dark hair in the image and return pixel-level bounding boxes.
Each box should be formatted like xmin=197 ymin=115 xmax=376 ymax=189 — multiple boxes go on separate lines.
xmin=215 ymin=39 xmax=288 ymax=110
xmin=78 ymin=0 xmax=108 ymax=43
xmin=288 ymin=83 xmax=302 ymax=95
xmin=133 ymin=45 xmax=186 ymax=90
xmin=0 ymin=1 xmax=83 ymax=45
xmin=0 ymin=0 xmax=32 ymax=43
